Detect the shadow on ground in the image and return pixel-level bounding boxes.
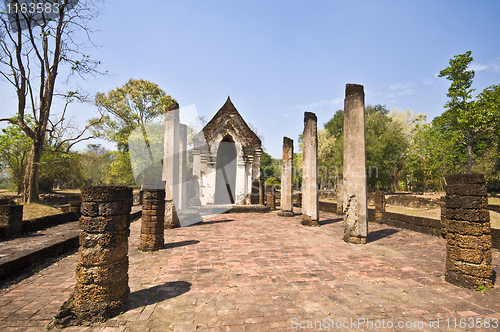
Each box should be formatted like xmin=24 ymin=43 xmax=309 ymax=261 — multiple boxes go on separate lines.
xmin=202 ymin=219 xmax=234 ymax=225
xmin=164 ymin=240 xmax=200 ymax=249
xmin=320 ymin=217 xmax=343 ymax=225
xmin=368 ymin=228 xmax=399 ymax=242
xmin=126 ymin=281 xmax=191 ymax=310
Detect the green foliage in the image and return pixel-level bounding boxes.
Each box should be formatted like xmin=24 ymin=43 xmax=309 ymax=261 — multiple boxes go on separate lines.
xmin=93 ymin=79 xmax=176 ymax=185
xmin=38 ymin=151 xmax=84 ymax=192
xmin=320 ymin=105 xmax=410 ymax=191
xmin=79 ymin=144 xmax=115 ymax=185
xmin=437 ymin=51 xmax=500 ymax=173
xmin=93 ymin=79 xmax=176 ymax=151
xmin=103 ymin=152 xmax=137 ymax=187
xmin=0 ymin=117 xmax=34 ymax=194
xmin=265 ymin=176 xmax=280 ymax=189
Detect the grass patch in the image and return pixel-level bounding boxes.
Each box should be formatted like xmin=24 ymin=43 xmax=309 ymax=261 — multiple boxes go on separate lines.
xmin=22 ymin=202 xmax=62 ymax=221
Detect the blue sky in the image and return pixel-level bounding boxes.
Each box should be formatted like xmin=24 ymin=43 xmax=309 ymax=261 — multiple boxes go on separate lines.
xmin=2 ymin=0 xmax=500 ymax=158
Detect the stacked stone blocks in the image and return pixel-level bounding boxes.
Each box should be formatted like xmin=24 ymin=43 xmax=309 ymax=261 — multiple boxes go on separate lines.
xmin=0 ymin=203 xmax=23 ymax=235
xmin=54 ymin=186 xmax=132 ymax=327
xmin=266 ymin=184 xmax=276 ymax=210
xmin=444 ymin=174 xmax=494 ymax=289
xmin=140 ymin=189 xmax=165 ymax=251
xmin=374 ymin=191 xmax=385 ymax=224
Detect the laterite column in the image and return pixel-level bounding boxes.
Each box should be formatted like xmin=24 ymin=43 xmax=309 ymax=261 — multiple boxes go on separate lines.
xmin=445 ymin=174 xmax=494 ymax=289
xmin=266 ymin=184 xmax=276 ymax=210
xmin=54 ymin=186 xmax=132 ymax=327
xmin=278 ymin=137 xmax=294 ymax=217
xmin=140 ymin=189 xmax=165 ymax=251
xmin=374 ymin=191 xmax=385 ymax=223
xmin=301 ymin=112 xmax=319 ymax=226
xmin=343 ymin=84 xmax=368 ymax=243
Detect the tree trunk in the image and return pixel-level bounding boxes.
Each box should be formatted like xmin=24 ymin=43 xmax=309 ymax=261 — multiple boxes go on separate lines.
xmin=23 ymin=139 xmax=44 ymax=203
xmin=466 ymin=129 xmax=473 ymax=174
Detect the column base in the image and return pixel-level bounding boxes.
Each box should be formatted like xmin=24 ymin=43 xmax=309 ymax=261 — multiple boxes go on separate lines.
xmin=278 ymin=210 xmax=295 ymax=217
xmin=301 ymin=214 xmax=319 ymax=226
xmin=343 ymin=233 xmax=367 ymax=244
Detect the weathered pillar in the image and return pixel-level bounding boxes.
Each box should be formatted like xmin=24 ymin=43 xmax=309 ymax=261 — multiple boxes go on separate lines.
xmin=343 ymin=84 xmax=368 ymax=244
xmin=301 ymin=112 xmax=319 ymax=226
xmin=164 ymin=102 xmax=180 ymax=229
xmin=140 ymin=189 xmax=165 ymax=251
xmin=54 ymin=186 xmax=132 ymax=327
xmin=0 ymin=204 xmax=23 ymax=235
xmin=278 ymin=137 xmax=294 ymax=217
xmin=336 ymin=174 xmax=343 ymax=214
xmin=259 ymin=180 xmax=264 ymax=205
xmin=444 ymin=174 xmax=494 ymax=289
xmin=178 ymin=124 xmax=187 ymax=211
xmin=374 ymin=191 xmax=385 ymax=224
xmin=266 ymin=184 xmax=276 ymax=210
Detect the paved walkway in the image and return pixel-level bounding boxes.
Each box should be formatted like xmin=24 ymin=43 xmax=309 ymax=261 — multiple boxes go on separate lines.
xmin=0 ymin=209 xmax=499 ymax=331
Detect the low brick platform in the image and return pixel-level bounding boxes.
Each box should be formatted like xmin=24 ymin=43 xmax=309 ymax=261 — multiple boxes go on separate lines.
xmin=0 ymin=209 xmax=499 ymax=331
xmin=0 ymin=206 xmax=142 ymax=283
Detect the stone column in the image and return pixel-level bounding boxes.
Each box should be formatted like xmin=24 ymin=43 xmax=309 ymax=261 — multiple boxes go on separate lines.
xmin=259 ymin=180 xmax=264 ymax=205
xmin=0 ymin=204 xmax=23 ymax=235
xmin=374 ymin=191 xmax=385 ymax=224
xmin=236 ymin=153 xmax=246 ymax=205
xmin=164 ymin=102 xmax=180 ymax=229
xmin=342 ymin=84 xmax=368 ymax=244
xmin=266 ymin=184 xmax=275 ymax=210
xmin=279 ymin=137 xmax=294 ymax=217
xmin=336 ymin=174 xmax=343 ymax=214
xmin=444 ymin=174 xmax=494 ymax=289
xmin=140 ymin=189 xmax=165 ymax=251
xmin=54 ymin=186 xmax=132 ymax=327
xmin=178 ymin=124 xmax=187 ymax=211
xmin=301 ymin=112 xmax=319 ymax=226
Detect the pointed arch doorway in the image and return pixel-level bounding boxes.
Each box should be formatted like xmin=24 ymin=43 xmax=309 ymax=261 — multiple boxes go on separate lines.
xmin=214 ymin=136 xmax=237 ymax=204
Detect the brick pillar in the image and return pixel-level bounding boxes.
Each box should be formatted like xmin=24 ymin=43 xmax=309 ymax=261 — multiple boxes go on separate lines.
xmin=301 ymin=112 xmax=319 ymax=226
xmin=440 ymin=204 xmax=448 ymax=238
xmin=374 ymin=191 xmax=385 ymax=223
xmin=444 ymin=174 xmax=494 ymax=289
xmin=54 ymin=186 xmax=133 ymax=327
xmin=343 ymin=84 xmax=368 ymax=244
xmin=69 ymin=201 xmax=82 ymax=217
xmin=266 ymin=185 xmax=275 ymax=210
xmin=0 ymin=204 xmax=23 ymax=235
xmin=294 ymin=192 xmax=302 ymax=208
xmin=279 ymin=137 xmax=294 ymax=217
xmin=140 ymin=189 xmax=165 ymax=251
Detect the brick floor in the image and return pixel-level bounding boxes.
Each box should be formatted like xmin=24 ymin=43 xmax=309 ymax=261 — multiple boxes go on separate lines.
xmin=0 ymin=209 xmax=499 ymax=331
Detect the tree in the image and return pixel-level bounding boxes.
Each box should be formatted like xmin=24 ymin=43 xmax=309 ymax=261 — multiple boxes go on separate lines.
xmin=0 ymin=118 xmax=33 ymax=194
xmin=78 ymin=144 xmax=114 ymax=185
xmin=0 ymin=0 xmax=105 ymax=202
xmin=92 ymin=79 xmax=176 ymax=185
xmin=437 ymin=51 xmax=500 ymax=173
xmin=321 ymin=105 xmax=409 ymax=191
